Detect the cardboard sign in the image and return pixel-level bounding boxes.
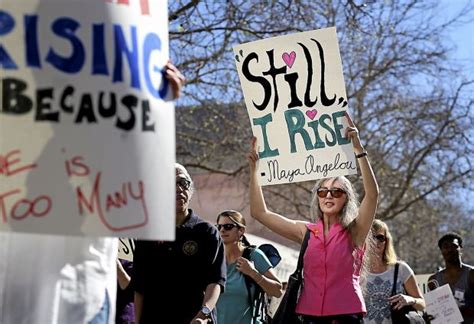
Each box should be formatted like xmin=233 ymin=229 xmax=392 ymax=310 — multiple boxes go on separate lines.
xmin=118 ymin=237 xmax=135 ymax=261
xmin=425 ymin=284 xmax=464 ymax=323
xmin=234 ymin=27 xmax=357 ymax=185
xmin=0 ymin=0 xmax=176 ymax=240
xmin=415 ymin=274 xmax=432 ymax=294
xmin=245 ymin=233 xmax=299 ymax=280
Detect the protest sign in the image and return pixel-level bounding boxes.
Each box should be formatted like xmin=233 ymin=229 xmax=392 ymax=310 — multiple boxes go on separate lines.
xmin=425 ymin=284 xmax=464 ymax=323
xmin=118 ymin=237 xmax=135 ymax=261
xmin=234 ymin=27 xmax=357 ymax=185
xmin=0 ymin=0 xmax=176 ymax=239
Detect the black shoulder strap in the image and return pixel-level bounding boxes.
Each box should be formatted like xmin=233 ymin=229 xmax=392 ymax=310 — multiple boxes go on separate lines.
xmin=242 ymin=245 xmax=254 ymax=260
xmin=295 ymin=229 xmax=311 ymax=275
xmin=242 ymin=246 xmax=256 ymax=313
xmin=391 ymin=262 xmax=400 ymax=296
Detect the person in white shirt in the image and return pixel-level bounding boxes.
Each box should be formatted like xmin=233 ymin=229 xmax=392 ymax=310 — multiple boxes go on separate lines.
xmin=0 ymin=61 xmax=185 ymax=324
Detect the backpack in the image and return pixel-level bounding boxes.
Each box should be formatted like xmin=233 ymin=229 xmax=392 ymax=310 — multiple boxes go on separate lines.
xmin=242 ymin=244 xmax=282 ymax=323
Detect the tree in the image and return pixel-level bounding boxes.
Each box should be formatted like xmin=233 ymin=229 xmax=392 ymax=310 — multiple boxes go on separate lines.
xmin=170 ymin=0 xmax=473 ymax=272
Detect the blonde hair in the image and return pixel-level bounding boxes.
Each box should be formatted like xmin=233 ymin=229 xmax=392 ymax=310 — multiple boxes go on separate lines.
xmin=310 ymin=176 xmax=359 ymax=229
xmin=372 ymin=219 xmax=398 ymax=265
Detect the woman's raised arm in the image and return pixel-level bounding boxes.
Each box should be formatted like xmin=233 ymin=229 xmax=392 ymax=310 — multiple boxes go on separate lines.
xmin=345 ymin=112 xmax=379 ymax=247
xmin=248 ymin=137 xmax=307 ymax=244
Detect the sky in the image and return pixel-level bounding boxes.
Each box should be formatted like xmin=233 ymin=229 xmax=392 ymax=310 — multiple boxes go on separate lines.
xmin=439 ymin=0 xmax=474 ymax=208
xmin=439 ymin=0 xmax=474 ymax=72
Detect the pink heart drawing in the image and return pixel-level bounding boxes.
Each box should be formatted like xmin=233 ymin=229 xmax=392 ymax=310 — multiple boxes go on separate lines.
xmin=305 ymin=109 xmax=317 ymax=120
xmin=282 ymin=51 xmax=296 ymax=68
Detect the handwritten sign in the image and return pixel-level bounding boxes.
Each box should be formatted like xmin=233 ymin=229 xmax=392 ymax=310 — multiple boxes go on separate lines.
xmin=0 ymin=0 xmax=176 ymax=240
xmin=234 ymin=27 xmax=357 ymax=185
xmin=425 ymin=284 xmax=464 ymax=323
xmin=415 ymin=274 xmax=432 ymax=294
xmin=118 ymin=237 xmax=135 ymax=261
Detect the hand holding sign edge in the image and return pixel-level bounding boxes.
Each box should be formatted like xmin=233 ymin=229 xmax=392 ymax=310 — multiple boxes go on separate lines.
xmin=164 ymin=60 xmax=186 ymax=99
xmin=247 ymin=137 xmax=259 ymax=174
xmin=344 ymin=111 xmax=364 ymax=154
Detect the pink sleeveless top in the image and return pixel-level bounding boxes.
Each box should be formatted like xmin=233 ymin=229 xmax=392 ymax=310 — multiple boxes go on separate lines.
xmin=295 ymin=221 xmax=366 ymax=316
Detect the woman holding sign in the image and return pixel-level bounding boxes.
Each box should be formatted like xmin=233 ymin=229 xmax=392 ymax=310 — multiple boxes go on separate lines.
xmin=248 ymin=113 xmax=379 ymax=323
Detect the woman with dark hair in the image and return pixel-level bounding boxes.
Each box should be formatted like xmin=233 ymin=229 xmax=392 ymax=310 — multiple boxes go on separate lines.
xmin=247 ymin=113 xmax=379 ymax=323
xmin=215 ymin=210 xmax=282 ymax=323
xmin=363 ymin=220 xmax=425 ymax=323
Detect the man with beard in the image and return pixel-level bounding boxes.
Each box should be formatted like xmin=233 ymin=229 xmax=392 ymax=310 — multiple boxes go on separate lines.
xmin=428 ymin=232 xmax=474 ymax=323
xmin=132 ymin=163 xmax=226 ymax=323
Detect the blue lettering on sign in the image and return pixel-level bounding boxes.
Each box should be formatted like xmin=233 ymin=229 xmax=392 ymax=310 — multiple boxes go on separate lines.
xmin=142 ymin=32 xmax=168 ymax=99
xmin=0 ymin=10 xmax=17 ymax=69
xmin=0 ymin=10 xmax=168 ymax=99
xmin=253 ymin=113 xmax=280 ymax=158
xmin=46 ymin=18 xmax=85 ymax=73
xmin=113 ymin=24 xmax=140 ymax=89
xmin=92 ymin=24 xmax=109 ymax=75
xmin=25 ymin=15 xmax=41 ymax=68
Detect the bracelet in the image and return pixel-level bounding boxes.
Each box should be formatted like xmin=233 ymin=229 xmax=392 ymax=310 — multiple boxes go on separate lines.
xmin=255 ymin=274 xmax=265 ymax=285
xmin=355 ymin=151 xmax=368 ymax=159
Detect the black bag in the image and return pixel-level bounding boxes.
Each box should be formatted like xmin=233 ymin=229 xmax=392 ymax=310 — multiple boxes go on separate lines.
xmin=242 ymin=244 xmax=282 ymax=323
xmin=271 ymin=230 xmax=311 ymax=324
xmin=390 ymin=262 xmax=425 ymax=324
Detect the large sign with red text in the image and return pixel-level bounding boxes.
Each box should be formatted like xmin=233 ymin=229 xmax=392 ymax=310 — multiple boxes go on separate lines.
xmin=0 ymin=0 xmax=176 ymax=239
xmin=234 ymin=27 xmax=357 ymax=186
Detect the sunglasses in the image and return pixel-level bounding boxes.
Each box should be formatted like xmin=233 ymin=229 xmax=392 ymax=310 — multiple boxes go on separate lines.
xmin=216 ymin=223 xmax=239 ymax=231
xmin=176 ymin=178 xmax=191 ymax=190
xmin=316 ymin=188 xmax=346 ymax=198
xmin=440 ymin=242 xmax=461 ymax=250
xmin=374 ymin=234 xmax=387 ymax=243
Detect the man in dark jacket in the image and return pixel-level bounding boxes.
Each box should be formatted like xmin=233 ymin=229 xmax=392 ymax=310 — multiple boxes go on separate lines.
xmin=133 ymin=163 xmax=226 ymax=323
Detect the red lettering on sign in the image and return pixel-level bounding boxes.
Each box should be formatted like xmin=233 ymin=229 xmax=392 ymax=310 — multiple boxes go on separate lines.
xmin=105 ymin=0 xmax=150 ymax=15
xmin=0 ymin=150 xmax=37 ymax=177
xmin=76 ymin=172 xmax=148 ymax=232
xmin=0 ymin=189 xmax=21 ymax=223
xmin=10 ymin=195 xmax=52 ymax=220
xmin=0 ymin=189 xmax=52 ymax=223
xmin=65 ymin=156 xmax=90 ymax=177
xmin=139 ymin=0 xmax=149 ymax=15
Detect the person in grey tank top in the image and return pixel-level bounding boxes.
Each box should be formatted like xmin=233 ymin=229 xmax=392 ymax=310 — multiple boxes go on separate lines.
xmin=428 ymin=232 xmax=474 ymax=323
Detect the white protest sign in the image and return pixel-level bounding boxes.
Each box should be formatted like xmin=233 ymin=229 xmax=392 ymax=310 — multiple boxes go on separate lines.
xmin=416 ymin=274 xmax=432 ymax=294
xmin=118 ymin=237 xmax=135 ymax=261
xmin=246 ymin=233 xmax=299 ymax=280
xmin=234 ymin=27 xmax=357 ymax=186
xmin=425 ymin=284 xmax=464 ymax=323
xmin=0 ymin=0 xmax=176 ymax=240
